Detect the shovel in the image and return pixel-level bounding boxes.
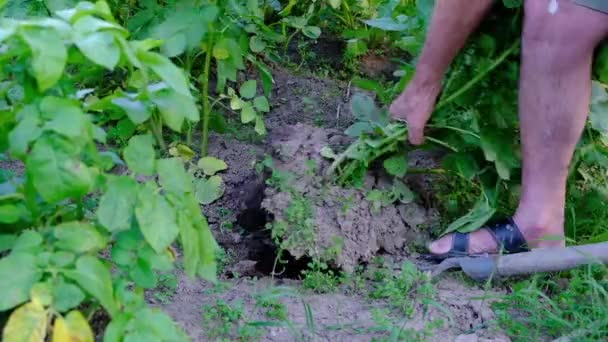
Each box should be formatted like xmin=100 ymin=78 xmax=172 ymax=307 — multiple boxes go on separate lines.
xmin=426 ymin=242 xmax=608 ymax=281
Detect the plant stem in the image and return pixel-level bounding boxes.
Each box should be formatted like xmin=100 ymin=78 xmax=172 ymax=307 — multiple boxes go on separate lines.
xmin=201 ymin=35 xmax=214 ymax=156
xmin=150 ymin=117 xmax=167 ymax=151
xmin=283 ymin=30 xmax=299 ymax=57
xmin=436 ymin=38 xmax=520 ymax=110
xmin=427 ymin=124 xmax=481 ymax=140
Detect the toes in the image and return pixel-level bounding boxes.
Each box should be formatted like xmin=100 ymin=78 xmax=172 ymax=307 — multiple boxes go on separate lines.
xmin=428 ymin=235 xmax=453 ymax=254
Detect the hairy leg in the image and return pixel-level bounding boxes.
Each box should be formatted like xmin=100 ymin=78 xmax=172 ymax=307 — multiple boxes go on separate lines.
xmin=389 ymin=0 xmax=493 ymax=144
xmin=430 ymin=0 xmax=608 ymax=255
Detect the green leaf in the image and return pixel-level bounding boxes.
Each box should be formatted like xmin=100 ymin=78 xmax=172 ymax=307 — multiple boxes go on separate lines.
xmin=302 ymin=26 xmax=321 ymax=39
xmin=194 ymin=176 xmax=224 ymax=205
xmin=126 ymin=308 xmax=188 ymax=342
xmin=177 ymin=212 xmax=199 ymax=278
xmin=590 ymin=81 xmax=608 ymax=136
xmin=9 ymin=105 xmax=41 ymax=158
xmin=157 ymin=158 xmax=192 ymax=195
xmin=97 ymin=176 xmax=137 ymax=232
xmin=27 ymin=135 xmax=93 ymax=203
xmin=0 ymin=19 xmax=17 ymax=43
xmin=253 ymin=96 xmax=270 ymax=112
xmin=111 ymin=246 xmax=133 ymax=266
xmin=150 ymin=89 xmax=199 ymax=131
xmin=363 ymin=17 xmax=409 ymax=31
xmin=240 ymin=80 xmax=257 ymax=99
xmin=30 ymin=282 xmax=53 ymax=307
xmin=595 ymin=44 xmax=608 ymax=84
xmin=346 ymin=39 xmax=368 ymax=57
xmin=350 ymin=94 xmax=380 ymax=121
xmin=392 ymin=180 xmax=414 ymax=203
xmin=137 ymin=51 xmax=191 ymax=97
xmin=249 ymin=35 xmax=266 ymax=53
xmin=53 ymin=222 xmax=105 ymax=253
xmin=213 ymin=45 xmax=230 ymax=60
xmin=0 ymin=234 xmax=17 ymax=253
xmin=11 ymin=231 xmax=43 ymax=253
xmin=320 ymin=146 xmax=337 ymax=160
xmin=111 ymin=97 xmax=150 ymax=124
xmin=0 ymin=253 xmax=41 ymax=311
xmin=41 ymin=96 xmax=89 ymax=139
xmin=197 ymin=157 xmax=227 ymax=176
xmin=344 ymin=122 xmax=373 ymax=137
xmin=442 ymin=153 xmax=479 ymax=180
xmin=443 ymin=192 xmax=496 ymax=235
xmin=328 ymin=0 xmax=341 ymax=9
xmin=255 ymin=115 xmax=266 ymax=135
xmin=480 ymin=130 xmax=519 ymax=180
xmin=241 ymin=102 xmax=256 ymax=123
xmin=129 ymin=258 xmax=157 ymax=289
xmin=2 ymin=301 xmax=47 ymax=342
xmin=123 ymin=134 xmax=156 ymax=176
xmin=64 ymin=255 xmax=118 ymax=316
xmin=73 ymin=24 xmax=119 ymax=70
xmin=383 ymin=155 xmax=407 ymax=177
xmin=230 ymin=96 xmax=244 ymax=110
xmin=103 ymin=313 xmax=130 ymax=342
xmin=19 ymin=26 xmax=67 ymax=91
xmin=135 ymin=183 xmax=179 ymax=253
xmin=0 ymin=204 xmax=23 ymax=224
xmin=53 ymin=278 xmax=85 ymax=312
xmin=253 ymin=59 xmax=273 ymax=97
xmin=50 ymin=252 xmax=75 ymax=267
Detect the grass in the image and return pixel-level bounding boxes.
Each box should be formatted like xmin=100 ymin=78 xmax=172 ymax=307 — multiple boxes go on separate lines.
xmin=493 ymin=265 xmax=608 ymax=341
xmin=153 ymin=273 xmax=178 ymax=305
xmin=201 ymin=299 xmax=264 ymax=341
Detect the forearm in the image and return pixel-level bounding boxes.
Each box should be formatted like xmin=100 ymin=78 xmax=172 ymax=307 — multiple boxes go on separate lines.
xmin=416 ymin=0 xmax=494 ymax=81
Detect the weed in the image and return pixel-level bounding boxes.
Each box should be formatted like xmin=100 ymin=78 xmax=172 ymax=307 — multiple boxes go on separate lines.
xmin=202 ymin=299 xmax=244 ymax=340
xmin=256 ymin=296 xmax=288 ymax=321
xmin=368 ymin=308 xmax=443 ymax=342
xmin=153 ymin=273 xmax=178 ymax=305
xmin=217 ymin=207 xmax=235 ymax=232
xmin=301 ymin=259 xmax=343 ymax=293
xmin=494 ymin=265 xmax=608 ymax=341
xmin=368 ymin=262 xmax=435 ymax=316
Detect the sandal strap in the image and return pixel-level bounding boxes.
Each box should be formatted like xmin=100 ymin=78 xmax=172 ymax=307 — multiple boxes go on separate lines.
xmin=486 ymin=218 xmax=529 ymax=254
xmin=451 ymin=232 xmax=470 ymax=255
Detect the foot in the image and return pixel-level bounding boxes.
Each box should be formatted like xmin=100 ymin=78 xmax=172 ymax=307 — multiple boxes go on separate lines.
xmin=389 ymin=71 xmax=442 ymax=145
xmin=428 ymin=215 xmax=566 ymax=256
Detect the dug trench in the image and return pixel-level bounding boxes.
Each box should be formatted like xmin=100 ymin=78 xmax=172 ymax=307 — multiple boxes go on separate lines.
xmin=153 ymin=67 xmax=513 ymax=341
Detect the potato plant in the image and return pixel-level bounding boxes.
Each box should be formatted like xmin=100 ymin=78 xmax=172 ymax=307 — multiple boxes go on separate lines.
xmin=0 ymin=2 xmax=217 ymax=340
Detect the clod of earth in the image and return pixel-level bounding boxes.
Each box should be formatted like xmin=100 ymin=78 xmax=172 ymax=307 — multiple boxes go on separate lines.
xmin=261 ymin=123 xmax=438 ymax=272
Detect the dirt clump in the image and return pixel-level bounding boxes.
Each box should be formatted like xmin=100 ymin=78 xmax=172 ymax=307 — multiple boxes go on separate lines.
xmin=261 ymin=123 xmax=437 ymax=272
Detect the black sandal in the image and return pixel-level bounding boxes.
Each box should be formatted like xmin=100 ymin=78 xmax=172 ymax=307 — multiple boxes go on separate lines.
xmin=423 ymin=218 xmax=530 ymax=262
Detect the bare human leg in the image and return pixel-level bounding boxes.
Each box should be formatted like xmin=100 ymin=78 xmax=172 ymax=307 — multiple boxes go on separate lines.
xmin=389 ymin=0 xmax=493 ymax=145
xmin=430 ymin=0 xmax=608 ymax=255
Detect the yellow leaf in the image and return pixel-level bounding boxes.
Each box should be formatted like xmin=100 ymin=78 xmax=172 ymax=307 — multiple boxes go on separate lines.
xmin=3 ymin=301 xmax=47 ymax=342
xmin=52 ymin=311 xmax=93 ymax=342
xmin=212 ymin=46 xmax=229 ymax=60
xmin=52 ymin=317 xmax=69 ymax=342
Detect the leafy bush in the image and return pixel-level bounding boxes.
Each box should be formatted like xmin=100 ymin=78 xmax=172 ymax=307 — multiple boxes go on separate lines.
xmin=0 ymin=2 xmax=217 ymax=340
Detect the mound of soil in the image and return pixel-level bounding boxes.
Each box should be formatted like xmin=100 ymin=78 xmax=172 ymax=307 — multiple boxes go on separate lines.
xmin=261 ymin=123 xmax=438 ymax=272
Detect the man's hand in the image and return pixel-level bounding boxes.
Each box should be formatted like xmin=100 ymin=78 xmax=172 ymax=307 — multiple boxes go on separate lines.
xmin=389 ymin=75 xmax=442 ymax=145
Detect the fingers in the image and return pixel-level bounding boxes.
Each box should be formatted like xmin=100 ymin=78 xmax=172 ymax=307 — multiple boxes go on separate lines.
xmin=407 ymin=122 xmax=425 ymax=145
xmin=389 ymin=97 xmax=427 ymax=146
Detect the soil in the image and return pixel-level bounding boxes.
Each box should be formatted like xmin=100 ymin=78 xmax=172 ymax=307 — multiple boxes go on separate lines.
xmin=156 ymin=66 xmax=513 ymax=341
xmin=0 ymin=64 xmax=514 ymax=341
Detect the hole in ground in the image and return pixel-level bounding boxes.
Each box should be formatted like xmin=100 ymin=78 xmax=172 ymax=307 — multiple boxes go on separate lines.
xmin=237 ymin=207 xmax=311 ymax=279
